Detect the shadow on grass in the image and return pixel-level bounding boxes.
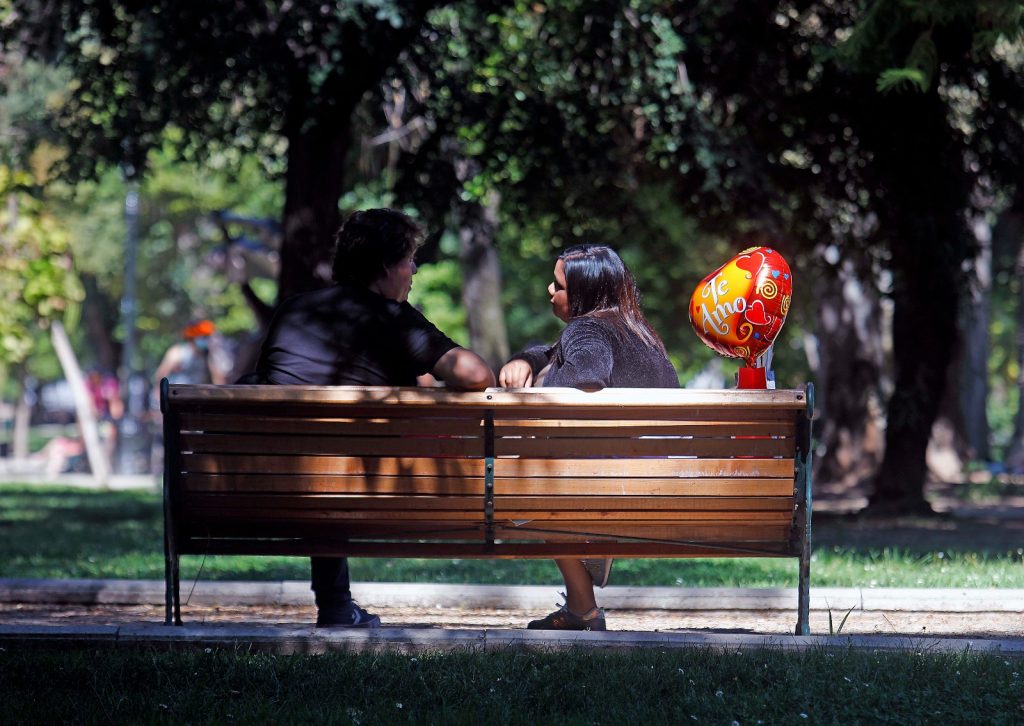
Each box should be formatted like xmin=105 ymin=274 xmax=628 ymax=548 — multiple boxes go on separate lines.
xmin=814 ymin=510 xmax=1024 ymax=556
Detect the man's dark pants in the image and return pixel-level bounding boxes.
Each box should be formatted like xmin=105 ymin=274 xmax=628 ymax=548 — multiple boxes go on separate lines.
xmin=311 ymin=557 xmax=351 ymax=609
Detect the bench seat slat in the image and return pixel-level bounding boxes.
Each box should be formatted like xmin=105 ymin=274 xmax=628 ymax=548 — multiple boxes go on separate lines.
xmin=180 ymin=413 xmax=486 ymax=437
xmin=181 ymin=432 xmax=487 ymax=458
xmin=176 ymin=540 xmax=794 ymax=558
xmin=495 ymin=436 xmax=794 ymax=458
xmin=180 ymin=432 xmax=793 ymax=458
xmin=180 ymin=520 xmax=791 ymax=541
xmin=182 ymin=504 xmax=793 ymax=523
xmin=181 ymin=493 xmax=794 ymax=511
xmin=181 ymin=412 xmax=794 ymax=439
xmin=182 ymin=473 xmax=488 ymax=494
xmin=181 ymin=474 xmax=794 ymax=497
xmin=180 ymin=454 xmax=795 ymax=479
xmin=181 ymin=454 xmax=486 ymax=476
xmin=496 ymin=421 xmax=796 ymax=437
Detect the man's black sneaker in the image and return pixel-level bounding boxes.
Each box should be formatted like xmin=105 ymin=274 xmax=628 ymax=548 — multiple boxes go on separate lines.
xmin=315 ymin=600 xmax=381 ymax=628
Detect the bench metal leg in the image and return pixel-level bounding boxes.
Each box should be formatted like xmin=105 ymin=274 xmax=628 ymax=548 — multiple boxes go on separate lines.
xmin=172 ymin=554 xmax=182 ymax=626
xmin=164 ymin=529 xmax=182 ymax=625
xmin=161 ymin=377 xmax=183 ymax=626
xmin=795 ymin=382 xmax=814 ymax=636
xmin=796 ymin=520 xmax=811 ymax=635
xmin=164 ymin=536 xmax=174 ymax=626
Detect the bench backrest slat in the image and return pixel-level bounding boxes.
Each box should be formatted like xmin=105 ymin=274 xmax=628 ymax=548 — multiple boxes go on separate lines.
xmin=180 ymin=454 xmax=794 ymax=479
xmin=182 ymin=473 xmax=793 ymax=497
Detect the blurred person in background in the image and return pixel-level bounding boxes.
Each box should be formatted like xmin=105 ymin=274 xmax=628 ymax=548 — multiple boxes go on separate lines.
xmin=153 ymin=319 xmax=230 ymax=386
xmin=85 ymin=368 xmax=123 ymax=460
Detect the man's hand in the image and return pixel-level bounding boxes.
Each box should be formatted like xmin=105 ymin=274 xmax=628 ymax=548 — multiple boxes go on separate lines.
xmin=498 ymin=359 xmax=534 ymax=388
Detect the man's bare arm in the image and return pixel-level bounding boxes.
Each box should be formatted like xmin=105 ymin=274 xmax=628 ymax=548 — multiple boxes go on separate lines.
xmin=432 ymin=348 xmax=496 ymax=390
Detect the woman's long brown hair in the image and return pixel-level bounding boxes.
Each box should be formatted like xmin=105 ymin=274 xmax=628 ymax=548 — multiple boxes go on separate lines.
xmin=558 ymin=243 xmax=667 ymax=353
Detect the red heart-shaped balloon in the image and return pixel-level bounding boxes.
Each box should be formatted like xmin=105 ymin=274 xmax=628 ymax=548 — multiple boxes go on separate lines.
xmin=687 ymin=247 xmax=793 ymax=366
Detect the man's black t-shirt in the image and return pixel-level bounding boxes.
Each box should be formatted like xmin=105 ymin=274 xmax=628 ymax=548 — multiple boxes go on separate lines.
xmin=256 ymin=284 xmax=459 ymax=386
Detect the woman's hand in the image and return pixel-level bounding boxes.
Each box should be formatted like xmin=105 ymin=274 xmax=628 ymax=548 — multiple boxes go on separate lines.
xmin=498 ymin=359 xmax=534 ymax=388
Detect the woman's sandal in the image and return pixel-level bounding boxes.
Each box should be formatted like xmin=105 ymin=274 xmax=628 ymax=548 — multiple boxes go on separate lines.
xmin=527 ymin=599 xmax=607 ymax=631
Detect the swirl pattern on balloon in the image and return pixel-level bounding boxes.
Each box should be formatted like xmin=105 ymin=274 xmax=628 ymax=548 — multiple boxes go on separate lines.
xmin=758 ymin=278 xmax=779 ymax=300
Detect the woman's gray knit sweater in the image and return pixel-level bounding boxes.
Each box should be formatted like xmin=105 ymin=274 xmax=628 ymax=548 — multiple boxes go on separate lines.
xmin=511 ymin=314 xmax=679 ymax=389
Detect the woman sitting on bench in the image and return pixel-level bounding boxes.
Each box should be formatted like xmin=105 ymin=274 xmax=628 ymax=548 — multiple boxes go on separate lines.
xmin=498 ymin=243 xmax=680 ymax=631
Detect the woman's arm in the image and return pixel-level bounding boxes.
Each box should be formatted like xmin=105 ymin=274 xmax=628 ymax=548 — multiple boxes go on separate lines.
xmin=499 ymin=344 xmax=552 ymax=388
xmin=542 ymin=319 xmax=614 ymax=391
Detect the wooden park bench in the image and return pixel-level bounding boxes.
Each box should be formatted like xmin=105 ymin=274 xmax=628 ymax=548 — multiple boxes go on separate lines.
xmin=161 ymin=381 xmax=814 ymax=633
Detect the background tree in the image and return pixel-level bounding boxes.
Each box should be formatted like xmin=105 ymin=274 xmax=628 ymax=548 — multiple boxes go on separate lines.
xmin=4 ymin=0 xmax=447 ymax=301
xmin=646 ymin=0 xmax=1023 ymax=513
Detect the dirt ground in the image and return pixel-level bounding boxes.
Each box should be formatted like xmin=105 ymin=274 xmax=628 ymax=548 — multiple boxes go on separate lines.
xmin=3 ymin=601 xmax=1022 ymax=640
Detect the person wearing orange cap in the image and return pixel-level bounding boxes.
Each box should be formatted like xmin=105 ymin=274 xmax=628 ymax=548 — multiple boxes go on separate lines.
xmin=153 ymin=319 xmax=228 ymax=386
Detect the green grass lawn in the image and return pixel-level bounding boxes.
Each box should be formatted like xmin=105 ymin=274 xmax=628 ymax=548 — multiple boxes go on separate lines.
xmin=3 ymin=647 xmax=1021 ymax=723
xmin=2 ymin=484 xmax=1023 ymax=587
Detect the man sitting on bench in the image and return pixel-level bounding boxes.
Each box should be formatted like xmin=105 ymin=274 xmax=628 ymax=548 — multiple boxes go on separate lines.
xmin=254 ymin=208 xmax=495 ymax=628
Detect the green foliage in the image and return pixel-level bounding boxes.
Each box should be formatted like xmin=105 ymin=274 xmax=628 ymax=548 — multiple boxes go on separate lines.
xmin=0 ymin=178 xmax=83 ymax=367
xmin=876 ymin=31 xmax=938 ymax=92
xmin=0 ymin=57 xmax=68 ymax=177
xmin=47 ymin=143 xmax=283 ymax=372
xmin=408 ymin=252 xmax=470 ymax=345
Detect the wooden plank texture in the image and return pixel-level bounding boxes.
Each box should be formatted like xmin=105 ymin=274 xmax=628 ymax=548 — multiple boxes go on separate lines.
xmin=492 ymin=478 xmax=795 ymax=496
xmin=169 ymin=383 xmax=809 ymax=410
xmin=494 ymin=435 xmax=793 ymax=458
xmin=180 ymin=493 xmax=792 ymax=512
xmin=495 ymin=420 xmax=796 ymax=437
xmin=181 ymin=474 xmax=793 ymax=497
xmin=181 ymin=454 xmax=486 ymax=476
xmin=180 ymin=413 xmax=485 ymax=437
xmin=180 ymin=432 xmax=486 ymax=458
xmin=181 ymin=501 xmax=792 ymax=523
xmin=182 ymin=473 xmax=488 ymax=495
xmin=176 ymin=540 xmax=794 ymax=558
xmin=166 ymin=383 xmax=807 ymax=564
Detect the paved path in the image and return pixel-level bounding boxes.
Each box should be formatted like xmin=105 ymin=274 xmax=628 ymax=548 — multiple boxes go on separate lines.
xmin=2 ymin=579 xmax=1021 ymax=655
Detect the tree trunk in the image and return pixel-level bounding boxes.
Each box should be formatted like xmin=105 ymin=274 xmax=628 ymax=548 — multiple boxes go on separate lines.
xmin=456 ymin=191 xmax=510 ymax=372
xmin=955 ymin=214 xmax=993 ymax=461
xmin=277 ymin=117 xmax=352 ymax=302
xmin=51 ymin=321 xmax=110 ymax=487
xmin=811 ymin=255 xmax=886 ymax=496
xmin=924 ymin=211 xmax=995 ymax=485
xmin=863 ymin=91 xmax=969 ymax=516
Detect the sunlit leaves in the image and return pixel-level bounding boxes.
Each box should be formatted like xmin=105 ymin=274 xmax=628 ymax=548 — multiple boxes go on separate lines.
xmin=0 ymin=176 xmax=83 ymax=366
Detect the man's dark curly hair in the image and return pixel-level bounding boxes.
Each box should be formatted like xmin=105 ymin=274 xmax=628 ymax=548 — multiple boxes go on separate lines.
xmin=331 ymin=208 xmax=423 ymax=286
